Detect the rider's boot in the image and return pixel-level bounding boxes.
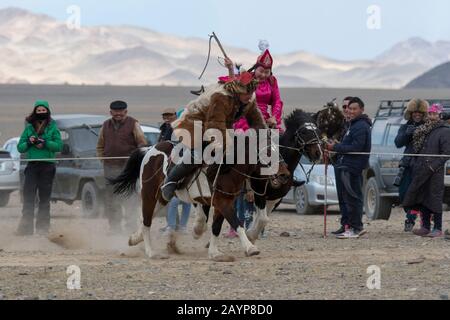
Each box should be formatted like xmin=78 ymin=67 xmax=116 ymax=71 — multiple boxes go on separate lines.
xmin=161 ymin=163 xmax=197 ymax=202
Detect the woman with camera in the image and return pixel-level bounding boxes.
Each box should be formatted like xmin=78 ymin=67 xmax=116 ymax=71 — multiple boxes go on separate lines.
xmin=394 ymin=99 xmax=428 ymax=232
xmin=16 ymin=100 xmax=63 ymax=236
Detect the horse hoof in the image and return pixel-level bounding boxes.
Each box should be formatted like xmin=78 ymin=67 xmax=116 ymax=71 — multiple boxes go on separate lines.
xmin=211 ymin=254 xmax=236 ymax=262
xmin=245 ymin=246 xmax=260 ymax=257
xmin=150 ymin=253 xmax=170 ymax=260
xmin=193 ymin=231 xmax=202 ymax=240
xmin=193 ymin=224 xmax=207 ymax=239
xmin=128 ymin=235 xmax=143 ymax=246
xmin=167 ymin=242 xmax=181 ymax=255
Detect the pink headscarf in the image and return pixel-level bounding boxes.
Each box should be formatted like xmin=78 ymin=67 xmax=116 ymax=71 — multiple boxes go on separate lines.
xmin=428 ymin=103 xmax=443 ymax=114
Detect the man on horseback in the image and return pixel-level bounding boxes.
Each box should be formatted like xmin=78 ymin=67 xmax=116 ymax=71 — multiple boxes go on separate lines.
xmin=161 ymin=71 xmax=267 ymax=202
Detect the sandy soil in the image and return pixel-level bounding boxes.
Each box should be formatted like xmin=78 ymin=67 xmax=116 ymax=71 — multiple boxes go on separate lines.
xmin=1 ymin=191 xmax=450 ymax=300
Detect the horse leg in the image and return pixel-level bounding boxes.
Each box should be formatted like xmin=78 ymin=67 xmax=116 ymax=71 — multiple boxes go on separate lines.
xmin=218 ymin=199 xmax=260 ymax=258
xmin=193 ymin=204 xmax=210 ymax=239
xmin=128 ymin=213 xmax=144 ymax=246
xmin=246 ymin=199 xmax=278 ymax=243
xmin=208 ymin=211 xmax=225 ymax=259
xmin=246 ymin=200 xmax=265 ymax=243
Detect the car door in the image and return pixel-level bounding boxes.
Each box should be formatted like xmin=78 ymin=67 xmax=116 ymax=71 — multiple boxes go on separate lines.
xmin=379 ymin=123 xmax=403 ymax=190
xmin=370 ymin=119 xmax=388 ymax=185
xmin=52 ymin=129 xmax=74 ymax=200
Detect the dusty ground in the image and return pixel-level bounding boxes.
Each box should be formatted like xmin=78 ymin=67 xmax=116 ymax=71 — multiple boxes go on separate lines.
xmin=1 ymin=192 xmax=450 ymax=300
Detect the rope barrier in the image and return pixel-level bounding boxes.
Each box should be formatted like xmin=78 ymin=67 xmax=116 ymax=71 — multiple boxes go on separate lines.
xmin=0 ymin=156 xmax=130 ymax=162
xmin=2 ymin=150 xmax=450 ymax=163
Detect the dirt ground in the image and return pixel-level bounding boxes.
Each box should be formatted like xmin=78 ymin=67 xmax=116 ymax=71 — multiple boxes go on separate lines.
xmin=1 ymin=192 xmax=450 ymax=300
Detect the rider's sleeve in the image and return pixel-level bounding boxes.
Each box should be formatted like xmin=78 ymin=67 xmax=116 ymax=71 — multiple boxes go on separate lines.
xmin=270 ymin=77 xmax=284 ymax=130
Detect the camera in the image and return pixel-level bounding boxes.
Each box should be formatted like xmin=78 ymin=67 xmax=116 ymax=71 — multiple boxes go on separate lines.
xmin=440 ymin=112 xmax=450 ymax=121
xmin=393 ymin=166 xmax=406 ymax=187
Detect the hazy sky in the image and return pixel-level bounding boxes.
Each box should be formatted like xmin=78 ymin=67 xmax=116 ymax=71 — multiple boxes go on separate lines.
xmin=1 ymin=0 xmax=450 ymax=60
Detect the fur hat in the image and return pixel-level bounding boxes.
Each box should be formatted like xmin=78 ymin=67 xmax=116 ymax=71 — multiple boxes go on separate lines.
xmin=404 ymin=99 xmax=429 ymax=120
xmin=222 ymin=72 xmax=259 ymax=94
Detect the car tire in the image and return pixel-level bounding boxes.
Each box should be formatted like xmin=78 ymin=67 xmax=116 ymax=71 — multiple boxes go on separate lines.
xmin=0 ymin=191 xmax=10 ymax=207
xmin=81 ymin=182 xmax=103 ymax=218
xmin=294 ymin=185 xmax=316 ymax=215
xmin=364 ymin=177 xmax=392 ymax=220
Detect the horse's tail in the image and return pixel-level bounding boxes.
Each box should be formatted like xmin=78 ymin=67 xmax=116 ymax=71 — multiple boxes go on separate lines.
xmin=108 ymin=148 xmax=147 ymax=196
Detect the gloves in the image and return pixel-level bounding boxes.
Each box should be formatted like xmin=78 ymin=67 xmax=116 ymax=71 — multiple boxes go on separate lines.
xmin=35 ymin=138 xmax=46 ymax=149
xmin=405 ymin=125 xmax=416 ymax=136
xmin=28 ymin=136 xmax=37 ymax=146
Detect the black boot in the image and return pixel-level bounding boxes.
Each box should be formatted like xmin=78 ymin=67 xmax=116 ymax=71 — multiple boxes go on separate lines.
xmin=161 ymin=163 xmax=197 ymax=202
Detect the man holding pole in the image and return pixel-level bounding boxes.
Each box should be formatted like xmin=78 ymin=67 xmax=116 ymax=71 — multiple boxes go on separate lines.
xmin=326 ymin=97 xmax=372 ymax=239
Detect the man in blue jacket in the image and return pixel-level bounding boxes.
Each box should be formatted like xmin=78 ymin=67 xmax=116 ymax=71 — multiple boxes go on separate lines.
xmin=326 ymin=97 xmax=372 ymax=238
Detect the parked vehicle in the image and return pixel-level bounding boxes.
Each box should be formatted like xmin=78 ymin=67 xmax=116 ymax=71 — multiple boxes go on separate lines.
xmin=283 ymin=157 xmax=338 ymax=214
xmin=0 ymin=145 xmax=19 ymax=207
xmin=18 ymin=114 xmax=160 ymax=217
xmin=363 ymin=99 xmax=450 ymax=220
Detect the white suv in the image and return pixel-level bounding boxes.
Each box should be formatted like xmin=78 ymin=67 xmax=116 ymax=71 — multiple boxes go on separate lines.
xmin=0 ymin=137 xmax=20 ymax=207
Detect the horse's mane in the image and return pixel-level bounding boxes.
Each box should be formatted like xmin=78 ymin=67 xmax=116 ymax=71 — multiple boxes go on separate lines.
xmin=284 ymin=109 xmax=311 ymax=133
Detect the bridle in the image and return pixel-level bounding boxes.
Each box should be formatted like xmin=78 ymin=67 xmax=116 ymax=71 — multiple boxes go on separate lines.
xmin=294 ymin=122 xmax=322 ymax=153
xmin=288 ymin=122 xmax=323 ymax=182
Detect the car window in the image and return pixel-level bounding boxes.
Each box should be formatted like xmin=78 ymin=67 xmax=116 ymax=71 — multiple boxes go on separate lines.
xmin=5 ymin=142 xmax=20 ymax=159
xmin=144 ymin=132 xmax=159 ymax=146
xmin=60 ymin=130 xmax=70 ymax=143
xmin=71 ymin=127 xmax=101 ymax=152
xmin=386 ymin=124 xmax=401 ymax=146
xmin=371 ymin=119 xmax=388 ymax=145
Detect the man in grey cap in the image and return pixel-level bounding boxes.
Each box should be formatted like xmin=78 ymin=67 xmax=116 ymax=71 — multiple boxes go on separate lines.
xmin=97 ymin=100 xmax=147 ymax=234
xmin=158 ymin=107 xmax=177 ymax=143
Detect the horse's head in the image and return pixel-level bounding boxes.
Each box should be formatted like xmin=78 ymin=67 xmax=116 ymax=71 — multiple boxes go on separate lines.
xmin=285 ymin=110 xmax=322 ymax=163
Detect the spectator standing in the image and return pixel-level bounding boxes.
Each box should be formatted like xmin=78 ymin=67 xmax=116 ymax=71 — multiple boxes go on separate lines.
xmin=16 ymin=100 xmax=62 ymax=236
xmin=96 ymin=100 xmax=147 ymax=234
xmin=404 ymin=104 xmax=450 ymax=238
xmin=394 ymin=99 xmax=428 ymax=232
xmin=326 ymin=97 xmax=372 ymax=239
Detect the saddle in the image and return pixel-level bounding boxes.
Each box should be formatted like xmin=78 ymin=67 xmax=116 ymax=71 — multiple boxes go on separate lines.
xmin=166 ymin=161 xmax=212 ymax=203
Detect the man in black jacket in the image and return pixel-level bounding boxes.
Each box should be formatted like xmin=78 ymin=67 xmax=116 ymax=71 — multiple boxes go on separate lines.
xmin=158 ymin=108 xmax=177 ymax=143
xmin=331 ymin=96 xmax=353 ymax=235
xmin=326 ymin=97 xmax=372 ymax=239
xmin=394 ymin=99 xmax=427 ymax=232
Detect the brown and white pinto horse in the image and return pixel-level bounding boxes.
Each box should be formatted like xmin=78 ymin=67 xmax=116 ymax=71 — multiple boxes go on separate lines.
xmin=246 ymin=110 xmax=323 ymax=243
xmin=110 ymin=137 xmax=289 ymax=260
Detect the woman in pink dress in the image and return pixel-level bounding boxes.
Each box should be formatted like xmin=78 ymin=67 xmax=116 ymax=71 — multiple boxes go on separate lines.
xmin=228 ymin=45 xmax=284 ymax=132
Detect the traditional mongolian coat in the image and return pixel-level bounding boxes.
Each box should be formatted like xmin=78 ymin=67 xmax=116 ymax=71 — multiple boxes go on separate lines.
xmin=172 ymin=76 xmax=267 ymax=149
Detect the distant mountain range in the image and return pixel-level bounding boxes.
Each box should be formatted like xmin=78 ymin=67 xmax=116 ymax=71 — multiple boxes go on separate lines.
xmin=405 ymin=61 xmax=450 ymax=89
xmin=0 ymin=7 xmax=449 ymax=88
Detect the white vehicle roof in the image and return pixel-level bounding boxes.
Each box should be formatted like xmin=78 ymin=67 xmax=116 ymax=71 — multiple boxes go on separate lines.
xmin=140 ymin=125 xmax=160 ymax=134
